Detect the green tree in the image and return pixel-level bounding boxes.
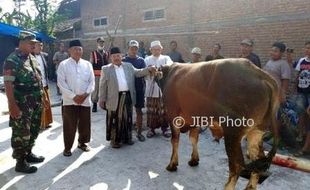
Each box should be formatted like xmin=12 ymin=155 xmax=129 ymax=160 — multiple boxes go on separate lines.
xmin=32 ymin=0 xmax=49 ymax=34
xmin=1 ymin=0 xmax=32 ymax=27
xmin=0 ymin=0 xmax=67 ymax=36
xmin=31 ymin=0 xmax=67 ymax=36
xmin=12 ymin=0 xmax=27 ymax=26
xmin=0 ymin=8 xmax=32 ymax=28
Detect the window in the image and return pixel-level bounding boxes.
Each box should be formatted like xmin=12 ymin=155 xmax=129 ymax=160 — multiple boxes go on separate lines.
xmin=144 ymin=11 xmax=154 ymax=21
xmin=154 ymin=9 xmax=164 ymax=19
xmin=93 ymin=17 xmax=108 ymax=27
xmin=144 ymin=9 xmax=165 ymax=21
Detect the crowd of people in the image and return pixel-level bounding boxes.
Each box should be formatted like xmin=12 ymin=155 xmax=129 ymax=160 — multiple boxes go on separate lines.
xmin=3 ymin=30 xmax=310 ymax=174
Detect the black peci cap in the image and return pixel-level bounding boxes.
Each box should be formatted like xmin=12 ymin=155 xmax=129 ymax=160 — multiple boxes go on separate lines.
xmin=110 ymin=47 xmax=121 ymax=55
xmin=69 ymin=39 xmax=82 ymax=48
xmin=272 ymin=42 xmax=286 ymax=53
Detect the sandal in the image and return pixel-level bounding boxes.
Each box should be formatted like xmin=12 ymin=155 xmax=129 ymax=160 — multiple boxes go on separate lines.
xmin=294 ymin=150 xmax=310 ymax=157
xmin=147 ymin=130 xmax=156 ymax=138
xmin=137 ymin=134 xmax=146 ymax=142
xmin=63 ymin=150 xmax=72 ymax=157
xmin=162 ymin=131 xmax=171 ymax=138
xmin=111 ymin=142 xmax=121 ymax=148
xmin=78 ymin=144 xmax=91 ymax=152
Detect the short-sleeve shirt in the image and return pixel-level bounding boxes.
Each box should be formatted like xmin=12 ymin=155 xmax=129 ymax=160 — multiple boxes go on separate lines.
xmin=167 ymin=51 xmax=184 ymax=63
xmin=53 ymin=51 xmax=69 ymax=68
xmin=138 ymin=48 xmax=147 ymax=58
xmin=244 ymin=53 xmax=261 ymax=68
xmin=287 ymin=62 xmax=299 ymax=96
xmin=295 ymin=57 xmax=310 ymax=94
xmin=263 ymin=59 xmax=291 ymax=89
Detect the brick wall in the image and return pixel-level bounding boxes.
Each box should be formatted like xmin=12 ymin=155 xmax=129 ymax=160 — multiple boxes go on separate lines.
xmin=78 ymin=0 xmax=310 ymax=63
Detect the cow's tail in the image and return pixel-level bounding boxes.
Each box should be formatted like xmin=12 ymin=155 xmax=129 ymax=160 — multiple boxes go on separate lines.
xmin=245 ymin=77 xmax=279 ymax=172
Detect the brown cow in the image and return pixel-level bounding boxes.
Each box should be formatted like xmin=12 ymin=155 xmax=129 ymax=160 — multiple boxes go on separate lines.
xmin=156 ymin=58 xmax=279 ymax=190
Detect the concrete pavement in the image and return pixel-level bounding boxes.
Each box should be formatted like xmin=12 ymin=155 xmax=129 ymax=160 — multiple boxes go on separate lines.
xmin=0 ymin=82 xmax=309 ymax=190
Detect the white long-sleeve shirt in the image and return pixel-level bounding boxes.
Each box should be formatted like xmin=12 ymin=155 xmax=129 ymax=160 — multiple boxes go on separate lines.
xmin=35 ymin=54 xmax=47 ymax=87
xmin=57 ymin=57 xmax=95 ymax=107
xmin=144 ymin=55 xmax=173 ymax=97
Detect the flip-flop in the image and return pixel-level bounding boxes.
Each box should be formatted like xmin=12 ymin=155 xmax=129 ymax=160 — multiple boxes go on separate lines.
xmin=162 ymin=131 xmax=171 ymax=138
xmin=78 ymin=144 xmax=90 ymax=152
xmin=111 ymin=142 xmax=121 ymax=148
xmin=137 ymin=134 xmax=146 ymax=142
xmin=147 ymin=130 xmax=156 ymax=138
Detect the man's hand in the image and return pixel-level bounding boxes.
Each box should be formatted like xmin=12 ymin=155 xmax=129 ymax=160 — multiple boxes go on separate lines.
xmin=4 ymin=80 xmax=22 ymax=119
xmin=148 ymin=66 xmax=157 ymax=76
xmin=73 ymin=95 xmax=84 ymax=104
xmin=73 ymin=95 xmax=80 ymax=104
xmin=73 ymin=93 xmax=89 ymax=105
xmin=9 ymin=103 xmax=22 ymax=119
xmin=99 ymin=99 xmax=106 ymax=110
xmin=155 ymin=71 xmax=163 ymax=79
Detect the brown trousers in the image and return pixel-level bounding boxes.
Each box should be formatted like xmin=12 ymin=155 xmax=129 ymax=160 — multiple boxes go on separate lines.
xmin=41 ymin=87 xmax=53 ymax=129
xmin=62 ymin=105 xmax=91 ymax=151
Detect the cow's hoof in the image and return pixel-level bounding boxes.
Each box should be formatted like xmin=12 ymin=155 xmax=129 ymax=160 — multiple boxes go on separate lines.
xmin=166 ymin=164 xmax=178 ymax=172
xmin=188 ymin=160 xmax=199 ymax=167
xmin=244 ymin=186 xmax=256 ymax=190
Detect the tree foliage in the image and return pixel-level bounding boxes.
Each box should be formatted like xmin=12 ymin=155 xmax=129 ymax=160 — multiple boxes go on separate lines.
xmin=0 ymin=0 xmax=67 ymax=36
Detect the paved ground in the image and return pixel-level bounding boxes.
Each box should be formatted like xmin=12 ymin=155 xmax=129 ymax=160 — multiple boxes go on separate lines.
xmin=0 ymin=82 xmax=309 ymax=190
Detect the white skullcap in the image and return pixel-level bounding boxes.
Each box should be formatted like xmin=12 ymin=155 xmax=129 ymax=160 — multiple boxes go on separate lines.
xmin=150 ymin=40 xmax=163 ymax=48
xmin=191 ymin=47 xmax=201 ymax=55
xmin=128 ymin=40 xmax=139 ymax=47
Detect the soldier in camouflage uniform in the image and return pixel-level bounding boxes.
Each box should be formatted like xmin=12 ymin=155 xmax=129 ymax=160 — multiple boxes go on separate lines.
xmin=3 ymin=31 xmax=45 ymax=174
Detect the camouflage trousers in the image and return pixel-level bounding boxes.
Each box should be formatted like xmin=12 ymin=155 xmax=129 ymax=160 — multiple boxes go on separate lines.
xmin=10 ymin=94 xmax=43 ymax=160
